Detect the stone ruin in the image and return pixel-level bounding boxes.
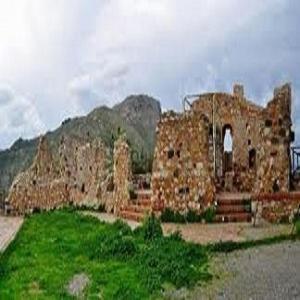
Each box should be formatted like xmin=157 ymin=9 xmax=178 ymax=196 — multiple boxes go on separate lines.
xmin=4 ymin=83 xmax=300 ymax=223
xmin=5 ymin=134 xmax=131 ymax=215
xmin=151 ymin=83 xmax=299 ymax=222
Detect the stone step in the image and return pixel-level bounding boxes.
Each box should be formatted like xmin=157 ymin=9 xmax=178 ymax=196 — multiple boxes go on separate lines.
xmin=217 ymin=198 xmax=250 ymax=206
xmin=215 ymin=213 xmax=252 ymax=223
xmin=216 ymin=192 xmax=252 ymax=201
xmin=216 ymin=205 xmax=249 ymax=214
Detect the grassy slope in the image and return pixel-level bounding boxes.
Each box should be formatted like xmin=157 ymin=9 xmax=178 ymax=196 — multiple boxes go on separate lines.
xmin=0 ymin=210 xmax=210 ymax=299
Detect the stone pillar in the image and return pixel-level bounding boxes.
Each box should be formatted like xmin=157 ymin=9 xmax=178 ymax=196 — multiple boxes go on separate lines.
xmin=113 ymin=135 xmax=132 ymax=214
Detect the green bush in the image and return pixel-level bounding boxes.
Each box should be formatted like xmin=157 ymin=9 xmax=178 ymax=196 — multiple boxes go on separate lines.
xmin=141 ymin=213 xmax=163 ymax=241
xmin=296 ymin=221 xmax=300 ymax=236
xmin=112 ymin=219 xmax=132 ymax=236
xmin=186 ymin=209 xmax=201 ymax=223
xmin=169 ymin=230 xmax=183 ymax=242
xmin=161 ymin=207 xmax=215 ymax=223
xmin=160 ymin=208 xmax=185 ymax=223
xmin=92 ymin=233 xmax=137 ymax=259
xmin=201 ymin=207 xmax=216 ymax=223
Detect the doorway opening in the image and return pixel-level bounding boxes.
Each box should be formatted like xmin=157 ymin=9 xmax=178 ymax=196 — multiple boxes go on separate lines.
xmin=223 ymin=124 xmax=233 ymax=173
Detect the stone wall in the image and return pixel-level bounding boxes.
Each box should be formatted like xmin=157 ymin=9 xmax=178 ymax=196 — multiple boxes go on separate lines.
xmin=6 ymin=135 xmax=114 ymax=214
xmin=253 ymin=192 xmax=300 ymax=224
xmin=191 ymin=90 xmax=263 ymax=192
xmin=255 ymin=84 xmax=292 ymax=194
xmin=190 ymin=83 xmax=292 ymax=194
xmin=113 ymin=135 xmax=132 ymax=214
xmin=152 ymin=83 xmax=293 ymax=219
xmin=6 ymin=136 xmax=69 ymax=214
xmin=151 ymin=111 xmax=215 ymax=213
xmin=59 ymin=136 xmax=112 ymax=208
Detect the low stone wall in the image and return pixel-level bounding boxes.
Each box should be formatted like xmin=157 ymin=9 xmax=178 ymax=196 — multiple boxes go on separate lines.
xmin=253 ymin=192 xmax=300 ymax=223
xmin=152 ymin=111 xmax=215 ymax=214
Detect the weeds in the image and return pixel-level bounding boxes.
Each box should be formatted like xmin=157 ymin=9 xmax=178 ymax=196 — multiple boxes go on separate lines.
xmin=161 ymin=207 xmax=216 ymax=223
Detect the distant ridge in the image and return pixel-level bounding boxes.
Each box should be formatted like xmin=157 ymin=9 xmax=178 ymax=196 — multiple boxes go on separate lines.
xmin=0 ymin=95 xmax=161 ymax=196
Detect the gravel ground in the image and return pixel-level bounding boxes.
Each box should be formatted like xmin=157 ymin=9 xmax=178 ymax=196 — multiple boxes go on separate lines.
xmin=190 ymin=241 xmax=300 ymax=300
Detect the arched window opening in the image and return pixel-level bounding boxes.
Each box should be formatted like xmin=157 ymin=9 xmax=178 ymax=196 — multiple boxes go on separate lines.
xmin=223 ymin=125 xmax=233 ymax=173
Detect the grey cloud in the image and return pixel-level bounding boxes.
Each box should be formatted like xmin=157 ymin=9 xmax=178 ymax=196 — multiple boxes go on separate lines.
xmin=0 ymin=0 xmax=299 ymax=147
xmin=0 ymin=87 xmax=14 ymax=106
xmin=0 ymin=86 xmax=45 ymax=148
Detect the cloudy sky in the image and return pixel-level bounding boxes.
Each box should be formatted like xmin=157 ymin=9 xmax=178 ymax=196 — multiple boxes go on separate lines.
xmin=0 ymin=0 xmax=299 ymax=149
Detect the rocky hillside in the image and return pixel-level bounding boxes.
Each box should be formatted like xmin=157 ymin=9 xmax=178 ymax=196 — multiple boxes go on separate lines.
xmin=0 ymin=95 xmax=161 ymax=196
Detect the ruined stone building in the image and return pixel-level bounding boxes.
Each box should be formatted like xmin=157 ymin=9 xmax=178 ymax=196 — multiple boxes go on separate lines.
xmin=4 ymin=83 xmax=299 ymax=223
xmin=151 ymin=83 xmax=298 ymax=221
xmin=5 ymin=134 xmax=132 ymax=215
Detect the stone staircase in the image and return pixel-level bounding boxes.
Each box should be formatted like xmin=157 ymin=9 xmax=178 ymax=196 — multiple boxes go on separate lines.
xmin=215 ymin=193 xmax=252 ymax=222
xmin=118 ymin=174 xmax=156 ymax=222
xmin=119 ymin=190 xmax=152 ymax=222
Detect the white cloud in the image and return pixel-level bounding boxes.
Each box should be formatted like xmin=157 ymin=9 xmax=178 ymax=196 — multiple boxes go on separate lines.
xmin=68 ymin=55 xmax=130 ymax=114
xmin=0 ymin=85 xmax=45 ymax=148
xmin=0 ymin=0 xmax=299 ymax=148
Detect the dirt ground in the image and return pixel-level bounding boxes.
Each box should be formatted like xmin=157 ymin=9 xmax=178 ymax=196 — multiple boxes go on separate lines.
xmin=84 ymin=212 xmax=293 ymax=244
xmin=0 ymin=216 xmax=23 ymax=252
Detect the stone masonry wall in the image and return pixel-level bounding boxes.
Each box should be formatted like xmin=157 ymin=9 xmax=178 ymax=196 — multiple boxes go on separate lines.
xmin=255 ymin=84 xmax=292 ymax=194
xmin=6 ymin=136 xmax=69 ymax=214
xmin=253 ymin=192 xmax=300 ymax=224
xmin=190 ymin=83 xmax=292 ymax=194
xmin=191 ymin=90 xmax=263 ymax=192
xmin=152 ymin=83 xmax=293 ymax=222
xmin=59 ymin=136 xmax=111 ymax=208
xmin=113 ymin=135 xmax=132 ymax=214
xmin=152 ymin=111 xmax=215 ymax=213
xmin=6 ymin=135 xmax=113 ymax=214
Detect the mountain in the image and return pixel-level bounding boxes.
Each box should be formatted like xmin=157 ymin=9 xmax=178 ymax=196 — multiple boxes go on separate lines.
xmin=0 ymin=95 xmax=161 ymax=197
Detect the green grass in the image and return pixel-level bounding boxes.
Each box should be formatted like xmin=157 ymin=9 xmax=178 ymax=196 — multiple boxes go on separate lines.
xmin=0 ymin=209 xmax=211 ymax=299
xmin=207 ymin=233 xmax=299 ymax=253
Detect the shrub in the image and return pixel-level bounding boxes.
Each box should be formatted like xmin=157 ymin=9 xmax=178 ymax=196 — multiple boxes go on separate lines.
xmin=186 ymin=209 xmax=201 ymax=223
xmin=295 ymin=221 xmax=300 ymax=236
xmin=141 ymin=213 xmax=163 ymax=241
xmin=112 ymin=219 xmax=132 ymax=236
xmin=160 ymin=208 xmax=176 ymax=222
xmin=161 ymin=208 xmax=213 ymax=223
xmin=160 ymin=208 xmax=185 ymax=223
xmin=201 ymin=207 xmax=216 ymax=223
xmin=96 ymin=234 xmax=137 ymax=259
xmin=169 ymin=230 xmax=183 ymax=242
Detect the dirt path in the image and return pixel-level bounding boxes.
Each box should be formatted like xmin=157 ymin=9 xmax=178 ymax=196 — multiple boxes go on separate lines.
xmin=0 ymin=216 xmax=23 ymax=252
xmin=84 ymin=212 xmax=292 ymax=244
xmin=190 ymin=241 xmax=300 ymax=300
